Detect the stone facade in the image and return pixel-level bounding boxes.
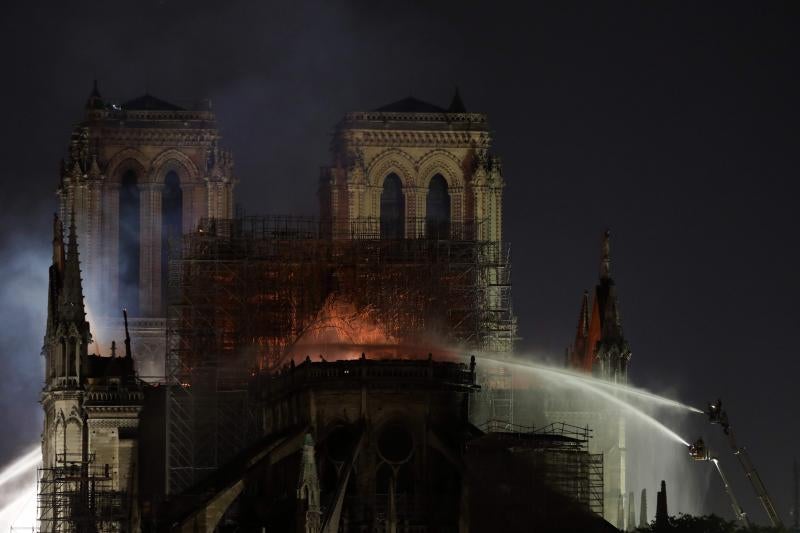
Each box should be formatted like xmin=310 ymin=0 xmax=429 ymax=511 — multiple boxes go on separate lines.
xmin=320 ymin=94 xmax=504 ymax=244
xmin=58 ymin=83 xmax=236 ymax=378
xmin=320 ymin=94 xmax=514 ymax=425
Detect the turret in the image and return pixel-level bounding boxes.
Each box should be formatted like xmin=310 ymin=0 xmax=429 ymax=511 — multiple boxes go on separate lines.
xmin=592 ymin=230 xmax=631 ymax=382
xmin=600 ymin=229 xmax=611 ymax=281
xmin=43 ymin=212 xmax=91 ymax=388
xmin=627 ymin=491 xmax=635 ymax=531
xmin=85 ymin=80 xmax=104 ymax=111
xmin=567 ymin=290 xmax=591 ymax=371
xmin=655 ymin=480 xmax=668 ymax=529
xmin=448 ymin=87 xmax=466 ymax=113
xmin=45 ymin=214 xmax=65 ymax=339
xmin=567 ymin=230 xmax=632 ymax=380
xmin=639 ymin=488 xmax=648 ymax=528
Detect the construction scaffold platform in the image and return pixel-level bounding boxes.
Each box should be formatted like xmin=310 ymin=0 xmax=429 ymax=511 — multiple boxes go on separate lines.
xmin=165 ymin=215 xmax=514 ymax=494
xmin=477 ymin=420 xmax=604 ymax=516
xmin=36 ymin=452 xmax=125 ymax=532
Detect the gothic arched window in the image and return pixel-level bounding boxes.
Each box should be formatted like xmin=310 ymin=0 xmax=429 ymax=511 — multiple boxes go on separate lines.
xmin=161 ymin=171 xmax=183 ymax=307
xmin=380 ymin=173 xmax=405 ymax=239
xmin=426 ymin=174 xmax=450 ymax=239
xmin=119 ymin=169 xmax=140 ymax=314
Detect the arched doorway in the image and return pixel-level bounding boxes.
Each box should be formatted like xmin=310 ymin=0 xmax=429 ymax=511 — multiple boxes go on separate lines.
xmin=119 ymin=169 xmax=140 ymax=314
xmin=161 ymin=171 xmax=183 ymax=310
xmin=425 ymin=174 xmax=450 ymax=239
xmin=380 ymin=174 xmax=405 ymax=239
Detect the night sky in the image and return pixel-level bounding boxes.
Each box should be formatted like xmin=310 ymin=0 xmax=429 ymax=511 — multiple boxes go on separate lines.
xmin=1 ymin=1 xmax=798 ymax=524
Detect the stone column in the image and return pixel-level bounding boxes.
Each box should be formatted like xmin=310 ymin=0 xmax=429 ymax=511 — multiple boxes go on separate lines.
xmin=139 ymin=182 xmax=163 ymax=316
xmin=472 ymin=184 xmax=489 ymax=241
xmin=206 ymin=181 xmax=225 ymax=220
xmin=450 ymin=186 xmax=464 ymax=225
xmin=490 ymin=184 xmax=503 ymax=244
xmin=84 ymin=180 xmax=103 ymax=312
xmin=225 ymin=181 xmax=235 ymax=219
xmin=102 ymin=183 xmax=120 ymax=313
xmin=404 ymin=186 xmax=424 ymax=238
xmin=183 ymin=183 xmax=207 ymax=232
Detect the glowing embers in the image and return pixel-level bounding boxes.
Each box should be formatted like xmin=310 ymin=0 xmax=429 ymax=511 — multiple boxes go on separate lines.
xmin=285 ymin=297 xmax=454 ymax=363
xmin=299 ymin=297 xmax=398 ymax=349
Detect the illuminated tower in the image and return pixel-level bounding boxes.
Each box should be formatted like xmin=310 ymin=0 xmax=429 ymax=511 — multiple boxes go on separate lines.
xmin=41 ymin=214 xmax=91 ymax=471
xmin=561 ymin=230 xmax=632 ymax=527
xmin=320 ymin=91 xmax=514 ymax=425
xmin=40 ymin=215 xmax=143 ymax=531
xmin=568 ymin=230 xmax=631 ymax=382
xmin=59 ymin=81 xmax=236 ymax=376
xmin=321 ymin=89 xmax=504 ymax=246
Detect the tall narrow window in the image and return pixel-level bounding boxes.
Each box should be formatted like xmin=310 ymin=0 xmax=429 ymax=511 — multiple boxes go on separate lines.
xmin=119 ymin=169 xmax=140 ymax=314
xmin=380 ymin=173 xmax=405 ymax=239
xmin=161 ymin=171 xmax=183 ymax=309
xmin=426 ymin=174 xmax=450 ymax=239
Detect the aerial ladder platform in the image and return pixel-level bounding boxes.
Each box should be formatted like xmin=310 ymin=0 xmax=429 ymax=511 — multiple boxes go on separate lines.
xmin=689 ymin=438 xmax=749 ymax=527
xmin=706 ymin=399 xmax=783 ymax=528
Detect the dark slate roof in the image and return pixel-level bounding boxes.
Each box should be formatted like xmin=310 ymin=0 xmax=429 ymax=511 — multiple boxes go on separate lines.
xmin=121 ymin=93 xmax=185 ymax=111
xmin=374 ymin=97 xmax=447 ymax=113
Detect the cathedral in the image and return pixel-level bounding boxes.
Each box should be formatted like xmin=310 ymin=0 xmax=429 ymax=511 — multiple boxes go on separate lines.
xmin=38 ymin=83 xmax=629 ymax=532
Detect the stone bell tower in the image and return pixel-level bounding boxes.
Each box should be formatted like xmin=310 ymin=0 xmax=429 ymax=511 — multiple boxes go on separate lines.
xmin=41 ymin=214 xmax=91 ymax=471
xmin=40 ymin=215 xmax=144 ymax=532
xmin=320 ymin=91 xmax=514 ymax=425
xmin=320 ymin=89 xmax=504 ymax=244
xmin=58 ymin=82 xmax=236 ymax=377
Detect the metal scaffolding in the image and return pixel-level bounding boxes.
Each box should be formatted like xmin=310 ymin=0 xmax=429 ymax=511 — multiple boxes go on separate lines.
xmin=165 ymin=215 xmax=513 ymax=495
xmin=478 ymin=420 xmax=604 ymax=516
xmin=37 ymin=453 xmax=124 ymax=532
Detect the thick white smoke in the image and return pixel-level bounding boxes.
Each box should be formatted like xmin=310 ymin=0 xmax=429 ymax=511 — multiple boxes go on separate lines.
xmin=0 ymin=447 xmax=40 ymax=531
xmin=0 ymin=227 xmax=52 ymax=530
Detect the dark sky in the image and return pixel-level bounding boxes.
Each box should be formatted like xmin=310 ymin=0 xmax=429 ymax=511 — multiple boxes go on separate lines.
xmin=1 ymin=0 xmax=799 ymax=524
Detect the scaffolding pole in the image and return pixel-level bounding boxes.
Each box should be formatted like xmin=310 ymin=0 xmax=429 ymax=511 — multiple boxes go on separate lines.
xmin=165 ymin=216 xmax=514 ymax=494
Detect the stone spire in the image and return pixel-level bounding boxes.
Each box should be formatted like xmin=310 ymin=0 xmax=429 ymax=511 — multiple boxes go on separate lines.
xmin=600 ymin=229 xmax=611 ymax=281
xmin=576 ymin=290 xmax=590 ymax=339
xmin=46 ymin=214 xmax=65 ymax=338
xmin=61 ymin=210 xmax=87 ymax=324
xmin=568 ymin=290 xmax=591 ymax=370
xmin=86 ymin=79 xmax=104 ymax=110
xmin=593 ymin=229 xmax=631 ymax=381
xmin=448 ymin=87 xmax=466 ymax=113
xmin=52 ymin=213 xmax=65 ymax=275
xmin=297 ymin=433 xmax=321 ymax=533
xmin=655 ymin=480 xmax=668 ymax=529
xmin=43 ymin=212 xmax=91 ymax=388
xmin=639 ymin=488 xmax=648 ymax=528
xmin=627 ymin=491 xmax=635 ymax=531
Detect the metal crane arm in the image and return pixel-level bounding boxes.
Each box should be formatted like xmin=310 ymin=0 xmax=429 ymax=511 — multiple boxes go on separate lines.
xmin=707 ymin=400 xmax=783 ymax=528
xmin=711 ymin=458 xmax=749 ymax=527
xmin=726 ymin=428 xmax=783 ymax=528
xmin=689 ymin=438 xmax=749 ymax=526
